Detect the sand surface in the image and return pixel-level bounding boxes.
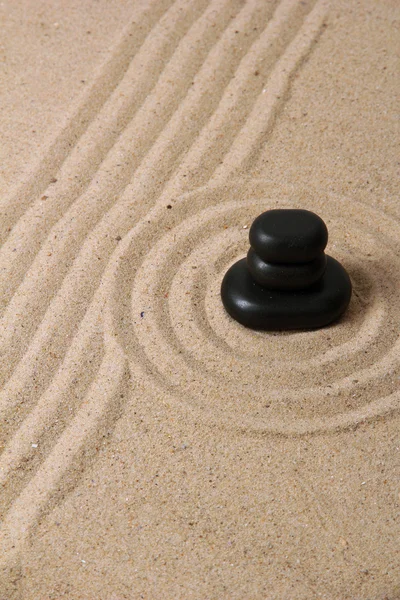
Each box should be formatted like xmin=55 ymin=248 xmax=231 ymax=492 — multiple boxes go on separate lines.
xmin=0 ymin=0 xmax=399 ymax=597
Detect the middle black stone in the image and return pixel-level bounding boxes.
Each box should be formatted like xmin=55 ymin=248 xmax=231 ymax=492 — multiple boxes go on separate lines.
xmin=247 ymin=247 xmax=327 ymax=291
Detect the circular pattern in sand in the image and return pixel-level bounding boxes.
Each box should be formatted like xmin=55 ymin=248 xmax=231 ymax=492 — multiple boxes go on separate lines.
xmin=109 ymin=180 xmax=400 ymax=435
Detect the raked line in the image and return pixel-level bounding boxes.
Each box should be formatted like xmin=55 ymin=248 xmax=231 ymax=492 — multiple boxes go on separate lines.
xmin=212 ymin=0 xmax=330 ymax=182
xmin=0 ymin=0 xmax=173 ymax=244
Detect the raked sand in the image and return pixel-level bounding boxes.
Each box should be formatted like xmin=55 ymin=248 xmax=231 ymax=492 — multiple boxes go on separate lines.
xmin=0 ymin=0 xmax=399 ymax=597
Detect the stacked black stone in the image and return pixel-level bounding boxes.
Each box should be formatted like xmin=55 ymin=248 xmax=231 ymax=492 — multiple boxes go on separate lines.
xmin=221 ymin=209 xmax=352 ymax=330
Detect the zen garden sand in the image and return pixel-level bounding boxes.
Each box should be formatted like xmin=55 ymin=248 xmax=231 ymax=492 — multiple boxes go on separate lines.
xmin=0 ymin=0 xmax=399 ymax=597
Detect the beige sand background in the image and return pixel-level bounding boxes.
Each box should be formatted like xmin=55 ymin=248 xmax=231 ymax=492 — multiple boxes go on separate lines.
xmin=0 ymin=0 xmax=399 ymax=597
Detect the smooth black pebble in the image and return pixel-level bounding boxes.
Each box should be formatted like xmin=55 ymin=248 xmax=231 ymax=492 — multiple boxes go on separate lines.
xmin=221 ymin=208 xmax=352 ymax=330
xmin=249 ymin=208 xmax=328 ymax=264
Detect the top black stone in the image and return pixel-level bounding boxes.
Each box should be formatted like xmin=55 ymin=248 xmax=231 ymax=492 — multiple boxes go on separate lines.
xmin=249 ymin=209 xmax=328 ymax=264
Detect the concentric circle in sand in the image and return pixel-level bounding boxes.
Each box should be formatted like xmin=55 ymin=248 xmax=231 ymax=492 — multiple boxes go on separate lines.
xmin=109 ymin=180 xmax=400 ymax=435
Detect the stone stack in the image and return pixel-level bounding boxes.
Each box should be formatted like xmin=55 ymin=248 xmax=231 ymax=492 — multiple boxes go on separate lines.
xmin=221 ymin=209 xmax=352 ymax=330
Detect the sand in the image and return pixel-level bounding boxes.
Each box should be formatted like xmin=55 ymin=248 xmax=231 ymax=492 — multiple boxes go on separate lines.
xmin=0 ymin=0 xmax=399 ymax=597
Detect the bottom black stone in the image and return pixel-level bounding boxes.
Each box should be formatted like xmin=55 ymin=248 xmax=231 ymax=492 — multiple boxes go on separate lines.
xmin=221 ymin=255 xmax=352 ymax=330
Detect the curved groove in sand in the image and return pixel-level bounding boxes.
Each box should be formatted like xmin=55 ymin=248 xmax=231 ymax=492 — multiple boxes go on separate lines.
xmin=0 ymin=338 xmax=128 ymax=576
xmin=123 ymin=202 xmax=393 ymax=396
xmin=145 ymin=227 xmax=394 ymax=389
xmin=173 ymin=247 xmax=387 ymax=369
xmin=0 ymin=296 xmax=104 ymax=498
xmin=141 ymin=211 xmax=390 ymax=374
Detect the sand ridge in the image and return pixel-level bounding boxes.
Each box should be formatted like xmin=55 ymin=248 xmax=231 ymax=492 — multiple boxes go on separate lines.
xmin=109 ymin=181 xmax=400 ymax=434
xmin=0 ymin=0 xmax=399 ymax=597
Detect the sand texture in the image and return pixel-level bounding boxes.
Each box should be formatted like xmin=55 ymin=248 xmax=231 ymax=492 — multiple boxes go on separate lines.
xmin=0 ymin=0 xmax=399 ymax=597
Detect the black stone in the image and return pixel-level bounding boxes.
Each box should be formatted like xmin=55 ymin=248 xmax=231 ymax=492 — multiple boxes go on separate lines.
xmin=247 ymin=248 xmax=327 ymax=291
xmin=249 ymin=209 xmax=328 ymax=264
xmin=221 ymin=256 xmax=352 ymax=330
xmin=220 ymin=208 xmax=352 ymax=330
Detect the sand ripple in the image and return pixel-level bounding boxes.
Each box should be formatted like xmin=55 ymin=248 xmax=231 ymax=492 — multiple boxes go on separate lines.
xmin=5 ymin=0 xmax=389 ymax=584
xmin=109 ymin=180 xmax=400 ymax=435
